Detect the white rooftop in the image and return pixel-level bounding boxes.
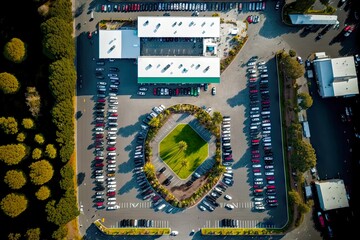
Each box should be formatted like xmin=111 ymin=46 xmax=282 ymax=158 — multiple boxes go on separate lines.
xmin=137 ymin=56 xmax=220 ymax=83
xmin=315 ymin=179 xmax=349 ymax=211
xmin=289 ymin=14 xmax=338 ymax=25
xmin=99 ymin=30 xmax=140 ymax=59
xmin=314 ymin=55 xmax=359 ymax=98
xmin=137 ymin=16 xmax=220 ymax=38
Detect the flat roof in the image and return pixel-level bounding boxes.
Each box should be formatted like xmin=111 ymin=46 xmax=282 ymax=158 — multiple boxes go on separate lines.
xmin=99 ymin=30 xmax=140 ymax=59
xmin=315 ymin=179 xmax=349 ymax=211
xmin=137 ymin=16 xmax=220 ymax=38
xmin=289 ymin=14 xmax=338 ymax=25
xmin=137 ymin=56 xmax=220 ymax=83
xmin=314 ymin=56 xmax=359 ymax=97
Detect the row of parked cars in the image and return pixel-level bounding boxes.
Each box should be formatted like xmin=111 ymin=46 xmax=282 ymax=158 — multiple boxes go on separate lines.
xmin=247 ymin=57 xmax=278 ymax=210
xmin=119 ymin=219 xmax=154 ymax=228
xmin=93 ymin=65 xmax=120 ymax=210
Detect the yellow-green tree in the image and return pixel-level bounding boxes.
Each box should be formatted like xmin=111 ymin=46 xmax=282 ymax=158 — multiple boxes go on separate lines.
xmin=0 ymin=143 xmax=27 ymax=165
xmin=45 ymin=144 xmax=57 ymax=159
xmin=17 ymin=132 xmax=26 ymax=142
xmin=25 ymin=228 xmax=40 ymax=240
xmin=29 ymin=160 xmax=54 ymax=185
xmin=0 ymin=72 xmax=20 ymax=94
xmin=8 ymin=233 xmax=21 ymax=240
xmin=4 ymin=170 xmax=27 ymax=190
xmin=35 ymin=186 xmax=51 ymax=200
xmin=0 ymin=193 xmax=28 ymax=218
xmin=34 ymin=134 xmax=45 ymax=145
xmin=0 ymin=116 xmax=18 ymax=135
xmin=3 ymin=38 xmax=26 ymax=63
xmin=32 ymin=148 xmax=42 ymax=160
xmin=22 ymin=118 xmax=35 ymax=129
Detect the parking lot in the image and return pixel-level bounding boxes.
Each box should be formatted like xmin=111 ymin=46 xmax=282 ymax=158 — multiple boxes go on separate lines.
xmin=75 ymin=1 xmax=299 ymax=239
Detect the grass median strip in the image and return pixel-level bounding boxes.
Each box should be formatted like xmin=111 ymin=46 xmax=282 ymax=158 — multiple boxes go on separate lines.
xmin=94 ymin=219 xmax=170 ymax=235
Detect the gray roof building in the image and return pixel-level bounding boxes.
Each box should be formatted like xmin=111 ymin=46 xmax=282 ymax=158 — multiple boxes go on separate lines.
xmin=315 ymin=179 xmax=349 ymax=211
xmin=289 ymin=14 xmax=338 ymax=25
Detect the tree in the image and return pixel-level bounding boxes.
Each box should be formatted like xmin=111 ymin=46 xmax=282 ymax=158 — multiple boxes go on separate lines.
xmin=45 ymin=144 xmax=57 ymax=159
xmin=49 ymin=58 xmax=76 ymax=101
xmin=17 ymin=132 xmax=26 ymax=142
xmin=49 ymin=0 xmax=73 ymax=23
xmin=0 ymin=144 xmax=27 ymax=165
xmin=35 ymin=186 xmax=51 ymax=200
xmin=288 ymin=49 xmax=296 ymax=57
xmin=3 ymin=38 xmax=27 ymax=63
xmin=288 ymin=190 xmax=302 ymax=205
xmin=25 ymin=87 xmax=41 ymax=117
xmin=0 ymin=193 xmax=28 ymax=218
xmin=212 ymin=111 xmax=223 ymax=125
xmin=40 ymin=17 xmax=72 ymax=36
xmin=280 ymin=54 xmax=305 ymax=80
xmin=291 ymin=140 xmax=317 ymax=173
xmin=294 ymin=0 xmax=316 ymax=12
xmin=178 ymin=141 xmax=188 ymax=152
xmin=298 ymin=203 xmax=311 ymax=214
xmin=59 ymin=164 xmax=74 ymax=190
xmin=25 ymin=228 xmax=40 ymax=240
xmin=29 ymin=160 xmax=54 ymax=185
xmin=4 ymin=170 xmax=27 ymax=190
xmin=319 ymin=0 xmax=330 ymax=5
xmin=52 ymin=226 xmax=67 ymax=240
xmin=0 ymin=72 xmax=20 ymax=94
xmin=180 ymin=159 xmax=189 ymax=170
xmin=34 ymin=134 xmax=45 ymax=145
xmin=0 ymin=116 xmax=18 ymax=134
xmin=32 ymin=148 xmax=42 ymax=160
xmin=42 ymin=33 xmax=75 ymax=60
xmin=298 ymin=92 xmax=313 ymax=109
xmin=22 ymin=118 xmax=35 ymax=129
xmin=149 ymin=117 xmax=160 ymax=128
xmin=8 ymin=233 xmax=21 ymax=240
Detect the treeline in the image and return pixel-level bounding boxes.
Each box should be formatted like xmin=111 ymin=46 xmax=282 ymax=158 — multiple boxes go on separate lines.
xmin=0 ymin=0 xmax=78 ymax=239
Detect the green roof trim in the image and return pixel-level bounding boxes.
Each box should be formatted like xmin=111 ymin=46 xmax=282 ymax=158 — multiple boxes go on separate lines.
xmin=138 ymin=77 xmax=220 ymax=84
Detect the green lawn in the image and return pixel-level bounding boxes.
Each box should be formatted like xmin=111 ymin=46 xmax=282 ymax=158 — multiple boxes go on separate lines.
xmin=159 ymin=124 xmax=208 ymax=179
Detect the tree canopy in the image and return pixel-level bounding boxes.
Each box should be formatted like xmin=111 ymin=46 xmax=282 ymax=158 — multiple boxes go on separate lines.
xmin=45 ymin=144 xmax=57 ymax=159
xmin=22 ymin=118 xmax=35 ymax=129
xmin=0 ymin=72 xmax=20 ymax=94
xmin=32 ymin=148 xmax=42 ymax=160
xmin=40 ymin=17 xmax=72 ymax=36
xmin=4 ymin=170 xmax=27 ymax=190
xmin=3 ymin=38 xmax=27 ymax=63
xmin=34 ymin=134 xmax=45 ymax=145
xmin=0 ymin=116 xmax=18 ymax=134
xmin=298 ymin=92 xmax=313 ymax=109
xmin=17 ymin=132 xmax=26 ymax=142
xmin=29 ymin=160 xmax=54 ymax=185
xmin=42 ymin=33 xmax=75 ymax=60
xmin=291 ymin=140 xmax=317 ymax=172
xmin=49 ymin=58 xmax=76 ymax=101
xmin=25 ymin=228 xmax=40 ymax=240
xmin=280 ymin=53 xmax=305 ymax=80
xmin=35 ymin=186 xmax=51 ymax=201
xmin=49 ymin=0 xmax=73 ymax=23
xmin=0 ymin=144 xmax=27 ymax=165
xmin=0 ymin=193 xmax=28 ymax=218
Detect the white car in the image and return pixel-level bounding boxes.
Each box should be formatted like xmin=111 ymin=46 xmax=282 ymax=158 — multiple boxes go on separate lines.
xmin=225 ymin=204 xmax=234 ymax=209
xmin=107 ymin=184 xmax=117 ymax=188
xmin=107 ymin=205 xmax=120 ymax=210
xmin=108 ymin=201 xmax=117 ymax=205
xmin=170 ymin=231 xmax=179 ymax=236
xmin=199 ymin=205 xmax=206 ymax=211
xmin=224 ymin=194 xmax=232 ymax=200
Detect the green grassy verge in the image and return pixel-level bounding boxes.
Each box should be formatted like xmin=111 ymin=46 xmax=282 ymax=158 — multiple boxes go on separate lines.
xmin=94 ymin=220 xmax=170 ymax=235
xmin=159 ymin=124 xmax=208 ymax=179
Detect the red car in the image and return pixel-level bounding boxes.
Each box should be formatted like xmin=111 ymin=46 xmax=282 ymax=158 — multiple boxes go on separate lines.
xmin=253 ymin=185 xmax=262 ymax=189
xmin=96 ymin=134 xmax=104 ymax=138
xmin=266 ymin=176 xmax=275 ymax=180
xmin=249 ymin=78 xmax=257 ymax=82
xmin=95 ymin=163 xmax=104 ymax=167
xmin=111 ymin=113 xmax=118 ymax=117
xmin=252 ymin=150 xmax=260 ymax=154
xmin=267 ymin=185 xmax=276 ymax=189
xmin=96 ymin=202 xmax=103 ymax=206
xmin=317 ymin=212 xmax=325 ymax=227
xmin=252 ymin=154 xmax=260 ymax=158
xmin=253 ymin=168 xmax=261 ymax=173
xmin=153 ymin=88 xmax=157 ymax=95
xmin=247 ymin=15 xmax=253 ymax=23
xmin=107 ymin=191 xmax=116 ymax=196
xmin=107 ymin=147 xmax=116 ymax=151
xmin=98 ymin=99 xmax=105 ymax=102
xmin=96 ymin=123 xmax=105 ymax=127
xmin=252 ymin=159 xmax=260 ymax=163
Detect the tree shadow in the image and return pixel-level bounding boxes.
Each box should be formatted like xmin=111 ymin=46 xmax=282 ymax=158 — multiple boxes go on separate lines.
xmin=77 ymin=172 xmax=86 ymax=186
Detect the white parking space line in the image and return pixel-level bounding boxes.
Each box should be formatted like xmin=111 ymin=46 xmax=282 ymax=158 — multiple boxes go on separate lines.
xmin=219 ymin=202 xmax=254 ymax=208
xmin=119 ymin=202 xmax=152 ymax=209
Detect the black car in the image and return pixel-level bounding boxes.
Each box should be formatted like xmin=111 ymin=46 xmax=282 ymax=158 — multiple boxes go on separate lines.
xmin=95 ymin=186 xmax=105 ymax=191
xmin=158 ymin=167 xmax=166 ymax=173
xmin=94 ymin=198 xmax=104 ymax=202
xmin=110 ymin=67 xmax=119 ymax=72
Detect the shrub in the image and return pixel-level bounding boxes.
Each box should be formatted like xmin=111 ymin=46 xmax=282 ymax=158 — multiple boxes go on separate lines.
xmin=25 ymin=228 xmax=40 ymax=240
xmin=25 ymin=87 xmax=41 ymax=117
xmin=34 ymin=134 xmax=45 ymax=145
xmin=0 ymin=143 xmax=27 ymax=165
xmin=289 ymin=49 xmax=296 ymax=57
xmin=22 ymin=118 xmax=35 ymax=129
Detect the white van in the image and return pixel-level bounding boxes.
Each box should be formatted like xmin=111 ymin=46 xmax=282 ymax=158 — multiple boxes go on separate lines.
xmin=261 ymin=111 xmax=271 ymax=115
xmin=108 ymin=152 xmax=116 ymax=156
xmin=262 ymin=123 xmax=271 ymax=127
xmin=108 ymin=136 xmax=116 ymax=140
xmin=90 ymin=11 xmax=94 ymax=21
